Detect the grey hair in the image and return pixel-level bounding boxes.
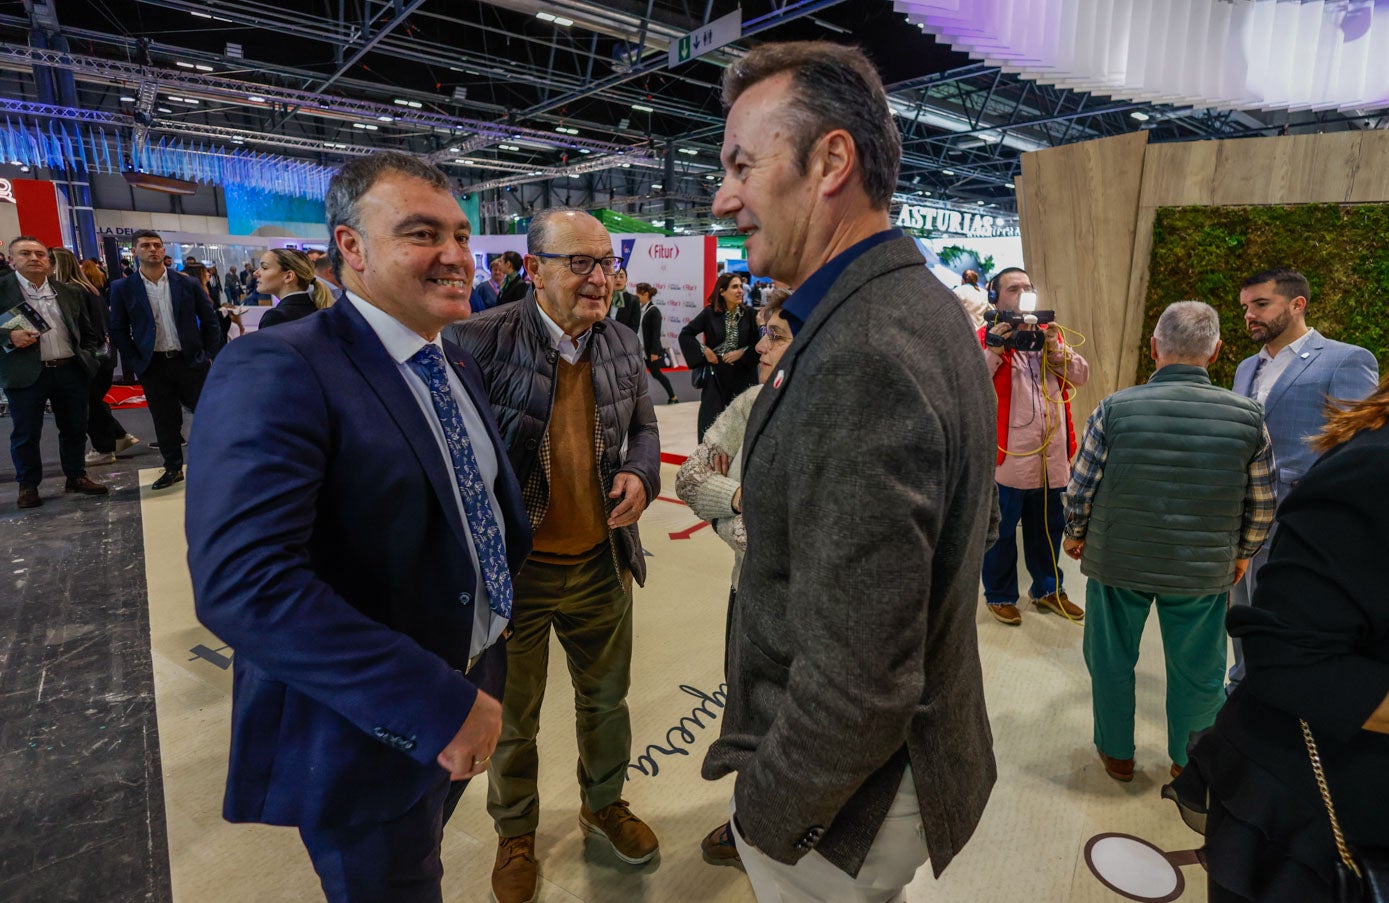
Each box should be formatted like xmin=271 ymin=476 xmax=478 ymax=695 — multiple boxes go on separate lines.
xmin=1154 ymin=300 xmax=1221 ymax=360
xmin=325 ymin=151 xmax=452 ymax=280
xmin=526 ymin=207 xmax=596 ymax=255
xmin=721 ymin=41 xmax=900 ymax=210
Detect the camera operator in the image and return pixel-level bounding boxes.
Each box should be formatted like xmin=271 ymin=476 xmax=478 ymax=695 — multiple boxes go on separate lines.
xmin=979 ymin=267 xmax=1090 ymax=626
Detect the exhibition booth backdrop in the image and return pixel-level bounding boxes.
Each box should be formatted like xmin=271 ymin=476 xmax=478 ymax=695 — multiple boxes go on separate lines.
xmin=1015 ymin=129 xmax=1389 ymax=421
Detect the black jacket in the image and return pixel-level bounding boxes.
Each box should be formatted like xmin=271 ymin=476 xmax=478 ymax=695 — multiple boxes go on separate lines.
xmin=446 ymin=295 xmax=661 ymax=585
xmin=258 ymin=292 xmax=318 ymax=330
xmin=496 ymin=274 xmax=528 ymax=307
xmin=678 ymin=303 xmax=758 ymax=379
xmin=639 ymin=303 xmax=663 ymax=358
xmin=610 ymin=291 xmax=640 ymax=333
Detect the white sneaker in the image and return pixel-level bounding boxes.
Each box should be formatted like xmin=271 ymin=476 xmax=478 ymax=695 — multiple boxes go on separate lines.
xmin=114 ymin=434 xmax=141 ymax=453
xmin=85 ymin=451 xmax=117 ymax=466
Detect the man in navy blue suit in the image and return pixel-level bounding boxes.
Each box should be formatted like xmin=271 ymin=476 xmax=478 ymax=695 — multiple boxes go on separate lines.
xmin=108 ymin=229 xmax=222 ymax=489
xmin=186 ymin=151 xmax=532 ymax=903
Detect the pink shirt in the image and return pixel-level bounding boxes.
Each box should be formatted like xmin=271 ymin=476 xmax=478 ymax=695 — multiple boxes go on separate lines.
xmin=985 ymin=344 xmax=1090 ymax=490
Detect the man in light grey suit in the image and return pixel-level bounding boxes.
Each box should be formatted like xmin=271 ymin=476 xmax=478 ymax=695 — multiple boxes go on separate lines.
xmin=1228 ymin=267 xmax=1378 ymax=686
xmin=702 ymin=41 xmax=997 ymax=901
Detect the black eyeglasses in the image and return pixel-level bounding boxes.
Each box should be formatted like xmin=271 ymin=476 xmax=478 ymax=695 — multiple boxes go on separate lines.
xmin=533 ymin=253 xmax=625 ymax=276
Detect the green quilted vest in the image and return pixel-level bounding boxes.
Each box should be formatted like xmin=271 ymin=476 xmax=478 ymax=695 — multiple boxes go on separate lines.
xmin=1081 ymin=364 xmax=1265 ymax=595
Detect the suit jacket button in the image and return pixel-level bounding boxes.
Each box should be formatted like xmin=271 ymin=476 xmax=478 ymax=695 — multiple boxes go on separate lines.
xmin=459 ymin=592 xmax=472 ymax=606
xmin=546 ymin=350 xmax=559 ymax=364
xmin=524 ymin=438 xmax=539 ymax=451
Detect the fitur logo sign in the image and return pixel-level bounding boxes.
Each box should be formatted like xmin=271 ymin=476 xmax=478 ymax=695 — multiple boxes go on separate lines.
xmin=895 ymin=202 xmax=1020 ymax=238
xmin=648 ymin=243 xmax=680 ymax=260
xmin=0 ymin=179 xmax=15 ymax=204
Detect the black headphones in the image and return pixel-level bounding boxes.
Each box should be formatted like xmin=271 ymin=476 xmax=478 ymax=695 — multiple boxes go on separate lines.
xmin=988 ymin=267 xmax=1027 ymax=304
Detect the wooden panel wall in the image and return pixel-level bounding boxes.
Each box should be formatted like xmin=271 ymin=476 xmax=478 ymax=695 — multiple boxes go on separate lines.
xmin=1017 ymin=128 xmax=1389 ymax=421
xmin=1016 ymin=130 xmax=1149 ymax=423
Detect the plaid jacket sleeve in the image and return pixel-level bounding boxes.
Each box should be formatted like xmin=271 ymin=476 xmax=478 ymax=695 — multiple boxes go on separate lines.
xmin=1238 ymin=424 xmax=1278 ymax=558
xmin=1063 ymin=403 xmax=1107 ymax=540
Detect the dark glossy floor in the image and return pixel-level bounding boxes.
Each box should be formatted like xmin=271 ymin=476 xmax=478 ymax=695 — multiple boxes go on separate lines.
xmin=0 ymin=403 xmax=174 ymax=902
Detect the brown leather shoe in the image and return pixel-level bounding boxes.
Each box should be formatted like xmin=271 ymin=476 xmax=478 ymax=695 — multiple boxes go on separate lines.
xmin=17 ymin=485 xmax=41 ymax=509
xmin=1098 ymin=747 xmax=1135 ymax=782
xmin=64 ymin=476 xmax=109 ymax=495
xmin=700 ymin=821 xmax=743 ymax=869
xmin=987 ymin=603 xmax=1022 ymax=625
xmin=491 ymin=833 xmax=538 ymax=903
xmin=1034 ymin=590 xmax=1084 ymax=620
xmin=579 ymin=799 xmax=659 ymax=865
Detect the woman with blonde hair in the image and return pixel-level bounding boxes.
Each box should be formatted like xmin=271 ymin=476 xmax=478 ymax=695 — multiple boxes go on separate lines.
xmin=49 ymin=247 xmax=139 ymax=465
xmin=254 ymin=248 xmax=334 ymax=330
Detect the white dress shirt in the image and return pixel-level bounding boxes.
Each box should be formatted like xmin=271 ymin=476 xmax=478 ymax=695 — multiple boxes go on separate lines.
xmin=1253 ymin=328 xmax=1316 ymax=405
xmin=19 ymin=276 xmax=75 ymax=361
xmin=142 ymin=268 xmax=181 ymax=352
xmin=345 ymin=292 xmax=508 ymax=657
xmin=534 ymin=299 xmax=593 ymax=364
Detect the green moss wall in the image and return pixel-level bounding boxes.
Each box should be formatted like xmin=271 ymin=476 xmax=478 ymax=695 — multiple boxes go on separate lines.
xmin=1139 ymin=204 xmax=1389 ymax=388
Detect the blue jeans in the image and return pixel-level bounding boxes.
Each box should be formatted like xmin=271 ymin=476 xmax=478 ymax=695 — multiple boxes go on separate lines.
xmin=981 ymin=484 xmax=1066 ymax=606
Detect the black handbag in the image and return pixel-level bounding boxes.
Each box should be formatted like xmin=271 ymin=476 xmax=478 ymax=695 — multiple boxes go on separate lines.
xmin=1301 ymin=719 xmax=1389 ymax=902
xmin=690 ymin=364 xmax=710 ymax=389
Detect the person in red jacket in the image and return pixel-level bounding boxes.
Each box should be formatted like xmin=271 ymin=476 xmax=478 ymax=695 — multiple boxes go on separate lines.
xmin=979 ymin=267 xmax=1090 ymax=625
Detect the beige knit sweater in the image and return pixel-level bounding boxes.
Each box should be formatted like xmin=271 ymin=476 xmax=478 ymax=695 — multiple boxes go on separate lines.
xmin=674 ymin=384 xmax=761 ymax=586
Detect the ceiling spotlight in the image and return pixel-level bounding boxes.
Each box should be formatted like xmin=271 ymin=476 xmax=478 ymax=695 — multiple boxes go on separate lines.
xmin=1130 ymin=110 xmax=1151 ymax=122
xmin=678 ymin=147 xmax=698 ymax=156
xmin=554 ymin=17 xmax=573 ymax=26
xmin=377 ymin=115 xmax=394 ymax=122
xmin=175 ymin=61 xmax=195 ymax=69
xmin=705 ymin=174 xmax=717 ymax=180
xmin=578 ymin=149 xmax=590 ymax=154
xmin=157 ymin=107 xmax=173 ymax=113
xmin=191 ymin=11 xmax=212 ymax=18
xmin=536 ymin=11 xmax=556 ymax=21
xmin=119 ymin=95 xmax=136 ymax=103
xmin=942 ymin=169 xmax=955 ymax=176
xmin=618 ymin=118 xmax=630 ymax=130
xmin=498 ymin=144 xmax=520 ymax=151
xmin=195 ymin=64 xmax=214 ymax=72
xmin=1005 ymin=181 xmax=1015 ymax=189
xmin=247 ymin=95 xmax=266 ymax=103
xmin=652 ymin=183 xmax=663 ymax=189
xmin=631 ymin=103 xmax=654 ymax=113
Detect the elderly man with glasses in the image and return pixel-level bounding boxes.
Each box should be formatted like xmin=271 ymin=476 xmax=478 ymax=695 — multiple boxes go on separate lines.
xmin=446 ymin=207 xmax=661 ymax=903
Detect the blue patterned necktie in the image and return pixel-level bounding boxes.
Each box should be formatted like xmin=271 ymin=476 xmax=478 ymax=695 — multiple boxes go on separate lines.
xmin=406 ymin=344 xmax=513 ymax=620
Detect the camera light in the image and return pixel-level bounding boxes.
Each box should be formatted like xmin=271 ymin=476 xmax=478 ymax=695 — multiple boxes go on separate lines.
xmin=1019 ymin=291 xmax=1038 ymax=312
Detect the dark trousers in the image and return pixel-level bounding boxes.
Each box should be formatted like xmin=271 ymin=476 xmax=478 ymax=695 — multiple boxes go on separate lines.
xmin=140 ymin=353 xmax=207 ymax=471
xmin=646 ymin=356 xmax=676 ymax=401
xmin=696 ymin=362 xmax=755 ymax=440
xmin=299 ymin=642 xmax=505 ymax=903
xmin=5 ymin=362 xmax=90 ymax=486
xmin=981 ymin=484 xmax=1066 ymax=605
xmin=87 ymin=357 xmax=127 ymax=453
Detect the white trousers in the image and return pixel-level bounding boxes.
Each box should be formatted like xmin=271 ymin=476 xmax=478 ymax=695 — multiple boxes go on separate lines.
xmin=730 ymin=766 xmax=931 ymax=903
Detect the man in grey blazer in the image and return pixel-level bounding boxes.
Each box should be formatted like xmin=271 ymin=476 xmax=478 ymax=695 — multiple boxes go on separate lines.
xmin=702 ymin=41 xmax=997 ymax=900
xmin=1228 ymin=267 xmax=1378 ymax=686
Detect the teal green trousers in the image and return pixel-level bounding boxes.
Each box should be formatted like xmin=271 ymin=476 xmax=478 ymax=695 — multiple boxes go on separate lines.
xmin=1082 ymin=580 xmax=1228 ymax=766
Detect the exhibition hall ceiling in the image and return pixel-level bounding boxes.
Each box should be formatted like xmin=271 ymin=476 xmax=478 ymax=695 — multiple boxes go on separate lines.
xmin=0 ymin=0 xmax=1382 ymax=228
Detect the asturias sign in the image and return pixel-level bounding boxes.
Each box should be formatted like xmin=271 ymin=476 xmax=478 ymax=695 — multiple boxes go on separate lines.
xmin=896 ymin=203 xmax=1019 ymax=238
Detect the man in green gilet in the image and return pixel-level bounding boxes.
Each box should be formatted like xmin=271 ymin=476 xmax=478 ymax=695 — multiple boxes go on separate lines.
xmin=1061 ymin=301 xmax=1277 ymax=783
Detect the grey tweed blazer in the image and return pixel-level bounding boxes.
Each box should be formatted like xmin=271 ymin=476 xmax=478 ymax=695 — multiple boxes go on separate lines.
xmin=702 ymin=235 xmax=999 ymax=878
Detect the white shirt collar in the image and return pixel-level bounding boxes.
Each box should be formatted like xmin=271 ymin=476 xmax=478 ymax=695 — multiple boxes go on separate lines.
xmin=19 ymin=275 xmax=52 ymax=295
xmin=344 ymin=290 xmax=442 ymax=366
xmin=141 ymin=268 xmax=169 ymax=287
xmin=533 ymin=296 xmax=592 ymax=361
xmin=1259 ymin=327 xmax=1315 ymax=361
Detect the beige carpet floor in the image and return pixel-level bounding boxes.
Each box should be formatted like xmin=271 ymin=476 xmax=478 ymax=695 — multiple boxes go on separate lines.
xmin=141 ymin=400 xmax=1208 ymax=902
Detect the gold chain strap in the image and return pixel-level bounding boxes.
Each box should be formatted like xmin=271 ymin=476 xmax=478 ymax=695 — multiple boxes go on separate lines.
xmin=1300 ymin=718 xmax=1363 ymax=879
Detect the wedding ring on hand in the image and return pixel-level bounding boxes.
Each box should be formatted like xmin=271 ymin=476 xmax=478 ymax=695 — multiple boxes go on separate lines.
xmin=473 ymin=755 xmax=491 ymax=768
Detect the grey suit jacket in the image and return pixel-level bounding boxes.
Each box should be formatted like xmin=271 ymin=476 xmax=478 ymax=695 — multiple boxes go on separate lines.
xmin=702 ymin=235 xmax=998 ymax=877
xmin=1232 ymin=329 xmax=1378 ymax=500
xmin=0 ymin=272 xmax=100 ymax=389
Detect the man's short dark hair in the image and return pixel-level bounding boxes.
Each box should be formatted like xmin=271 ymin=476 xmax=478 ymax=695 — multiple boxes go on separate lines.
xmin=500 ymin=250 xmax=525 ymax=272
xmin=721 ymin=41 xmax=900 ymax=210
xmin=131 ymin=229 xmax=162 ymax=245
xmin=325 ymin=151 xmax=453 ymax=280
xmin=1243 ymin=267 xmax=1310 ymax=304
xmin=8 ymin=235 xmax=44 ymax=251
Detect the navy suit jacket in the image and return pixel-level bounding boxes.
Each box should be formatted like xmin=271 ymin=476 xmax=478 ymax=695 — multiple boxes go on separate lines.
xmin=1232 ymin=328 xmax=1378 ymax=499
xmin=186 ymin=298 xmax=531 ymax=828
xmin=109 ymin=268 xmax=223 ymax=375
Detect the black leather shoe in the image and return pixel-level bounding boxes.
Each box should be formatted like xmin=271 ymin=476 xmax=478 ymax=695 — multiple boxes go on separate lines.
xmin=151 ymin=469 xmax=184 ymax=490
